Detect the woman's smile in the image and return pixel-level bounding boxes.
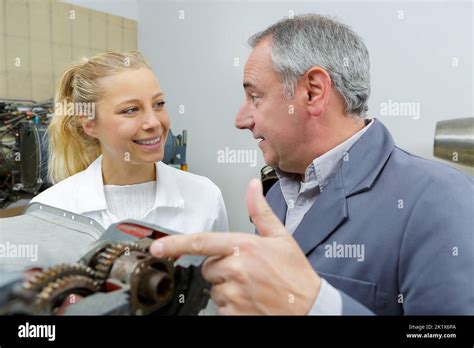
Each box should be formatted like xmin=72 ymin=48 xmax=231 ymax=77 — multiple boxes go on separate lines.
xmin=132 ymin=134 xmax=162 ymax=151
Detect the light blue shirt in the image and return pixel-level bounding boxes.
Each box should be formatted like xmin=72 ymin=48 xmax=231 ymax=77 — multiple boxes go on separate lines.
xmin=276 ymin=119 xmax=373 ymax=315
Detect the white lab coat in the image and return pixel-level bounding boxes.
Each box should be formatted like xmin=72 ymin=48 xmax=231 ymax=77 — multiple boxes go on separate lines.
xmin=30 ymin=155 xmax=229 ymax=234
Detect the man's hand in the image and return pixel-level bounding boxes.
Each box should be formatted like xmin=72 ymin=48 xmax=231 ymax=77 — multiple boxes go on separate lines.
xmin=150 ymin=178 xmax=321 ymax=315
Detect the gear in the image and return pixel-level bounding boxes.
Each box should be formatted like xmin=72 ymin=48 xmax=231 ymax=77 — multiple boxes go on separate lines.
xmin=90 ymin=242 xmax=146 ymax=282
xmin=34 ymin=275 xmax=101 ymax=315
xmin=22 ymin=263 xmax=96 ymax=292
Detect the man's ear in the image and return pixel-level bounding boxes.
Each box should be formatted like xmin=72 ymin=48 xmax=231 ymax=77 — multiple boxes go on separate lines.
xmin=304 ymin=67 xmax=332 ymax=117
xmin=79 ymin=115 xmax=98 ymax=139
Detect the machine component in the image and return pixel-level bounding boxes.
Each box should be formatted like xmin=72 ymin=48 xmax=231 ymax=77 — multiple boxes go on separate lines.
xmin=434 ymin=117 xmax=474 ymax=167
xmin=249 ymin=166 xmax=279 ymax=223
xmin=23 ymin=263 xmax=96 ymax=292
xmin=19 ymin=122 xmax=49 ymax=192
xmin=0 ymin=98 xmax=53 ymax=207
xmin=104 ymin=249 xmax=174 ymax=315
xmin=0 ymin=203 xmax=211 ymax=315
xmin=82 ymin=241 xmax=174 ymax=315
xmin=34 ymin=275 xmax=101 ymax=315
xmin=88 ymin=242 xmax=146 ymax=282
xmin=0 ymin=265 xmax=100 ymax=316
xmin=0 ymin=131 xmax=17 ymax=177
xmin=164 ymin=129 xmax=187 ymax=170
xmin=261 ymin=165 xmax=279 ymax=196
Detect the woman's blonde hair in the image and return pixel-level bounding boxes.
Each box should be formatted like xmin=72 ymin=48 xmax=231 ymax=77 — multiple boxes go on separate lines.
xmin=47 ymin=51 xmax=151 ymax=184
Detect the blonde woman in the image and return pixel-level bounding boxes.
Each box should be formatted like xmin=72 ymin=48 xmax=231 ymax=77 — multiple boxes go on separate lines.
xmin=30 ymin=51 xmax=228 ymax=234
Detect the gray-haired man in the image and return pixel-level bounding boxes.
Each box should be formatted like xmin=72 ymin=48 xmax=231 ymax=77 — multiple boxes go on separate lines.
xmin=150 ymin=14 xmax=473 ymax=315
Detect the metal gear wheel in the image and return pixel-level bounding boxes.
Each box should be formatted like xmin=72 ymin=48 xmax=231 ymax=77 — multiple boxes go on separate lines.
xmin=90 ymin=242 xmax=146 ymax=282
xmin=34 ymin=275 xmax=101 ymax=314
xmin=22 ymin=263 xmax=96 ymax=292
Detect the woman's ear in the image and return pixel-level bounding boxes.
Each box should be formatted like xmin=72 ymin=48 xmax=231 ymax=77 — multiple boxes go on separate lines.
xmin=304 ymin=67 xmax=332 ymax=117
xmin=79 ymin=115 xmax=98 ymax=139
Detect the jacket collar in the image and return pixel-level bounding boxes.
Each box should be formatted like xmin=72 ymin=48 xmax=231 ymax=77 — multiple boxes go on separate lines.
xmin=268 ymin=119 xmax=395 ymax=255
xmin=73 ymin=155 xmax=184 ymax=214
xmin=341 ymin=119 xmax=395 ymax=197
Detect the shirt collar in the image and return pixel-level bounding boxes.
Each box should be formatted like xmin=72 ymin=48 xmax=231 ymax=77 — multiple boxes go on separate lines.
xmin=75 ymin=155 xmax=185 ymax=214
xmin=311 ymin=119 xmax=374 ymax=191
xmin=276 ymin=119 xmax=374 ymax=193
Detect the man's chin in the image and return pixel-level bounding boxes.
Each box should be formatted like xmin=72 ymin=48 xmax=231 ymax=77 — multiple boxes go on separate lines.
xmin=262 ymin=154 xmax=278 ymax=168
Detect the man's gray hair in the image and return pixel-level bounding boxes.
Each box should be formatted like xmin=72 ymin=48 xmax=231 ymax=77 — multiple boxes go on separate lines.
xmin=248 ymin=14 xmax=370 ymax=116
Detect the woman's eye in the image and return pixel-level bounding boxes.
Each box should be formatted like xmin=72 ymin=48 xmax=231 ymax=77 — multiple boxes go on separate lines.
xmin=153 ymin=101 xmax=166 ymax=109
xmin=122 ymin=107 xmax=138 ymax=115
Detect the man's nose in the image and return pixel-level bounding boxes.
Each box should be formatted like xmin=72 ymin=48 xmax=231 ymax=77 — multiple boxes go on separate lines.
xmin=234 ymin=103 xmax=254 ymax=130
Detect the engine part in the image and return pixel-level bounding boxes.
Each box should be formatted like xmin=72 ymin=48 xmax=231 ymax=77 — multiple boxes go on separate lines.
xmin=261 ymin=165 xmax=278 ymax=196
xmin=0 ymin=99 xmax=53 ymax=206
xmin=0 ymin=204 xmax=211 ymax=315
xmin=22 ymin=263 xmax=96 ymax=292
xmin=34 ymin=275 xmax=101 ymax=315
xmin=88 ymin=242 xmax=146 ymax=282
xmin=163 ymin=129 xmax=187 ymax=170
xmin=0 ymin=264 xmax=100 ymax=316
xmin=434 ymin=117 xmax=474 ymax=167
xmin=19 ymin=122 xmax=49 ymax=191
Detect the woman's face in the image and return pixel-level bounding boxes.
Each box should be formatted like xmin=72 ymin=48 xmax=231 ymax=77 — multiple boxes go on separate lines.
xmin=85 ymin=67 xmax=170 ymax=165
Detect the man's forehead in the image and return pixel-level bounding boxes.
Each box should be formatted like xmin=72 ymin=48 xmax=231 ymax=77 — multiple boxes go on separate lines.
xmin=243 ymin=39 xmax=276 ymax=87
xmin=245 ymin=38 xmax=272 ymax=68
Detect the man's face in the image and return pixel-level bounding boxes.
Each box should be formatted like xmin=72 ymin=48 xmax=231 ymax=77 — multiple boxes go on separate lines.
xmin=86 ymin=67 xmax=170 ymax=165
xmin=234 ymin=38 xmax=306 ymax=172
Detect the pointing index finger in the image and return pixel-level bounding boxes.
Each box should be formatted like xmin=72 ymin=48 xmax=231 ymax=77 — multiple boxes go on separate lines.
xmin=150 ymin=232 xmax=249 ymax=258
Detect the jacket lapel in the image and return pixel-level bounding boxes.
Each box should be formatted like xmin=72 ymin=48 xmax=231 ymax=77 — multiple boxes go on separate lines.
xmin=292 ymin=169 xmax=348 ymax=254
xmin=283 ymin=119 xmax=395 ymax=255
xmin=266 ymin=182 xmax=288 ymax=224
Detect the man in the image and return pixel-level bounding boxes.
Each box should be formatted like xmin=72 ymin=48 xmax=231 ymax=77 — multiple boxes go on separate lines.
xmin=150 ymin=14 xmax=473 ymax=315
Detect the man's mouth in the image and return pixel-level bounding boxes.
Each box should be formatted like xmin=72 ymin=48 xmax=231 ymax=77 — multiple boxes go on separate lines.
xmin=133 ymin=135 xmax=161 ymax=145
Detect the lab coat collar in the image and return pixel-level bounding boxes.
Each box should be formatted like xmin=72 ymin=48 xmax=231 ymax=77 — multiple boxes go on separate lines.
xmin=74 ymin=155 xmax=107 ymax=214
xmin=74 ymin=155 xmax=184 ymax=214
xmin=154 ymin=161 xmax=185 ymax=209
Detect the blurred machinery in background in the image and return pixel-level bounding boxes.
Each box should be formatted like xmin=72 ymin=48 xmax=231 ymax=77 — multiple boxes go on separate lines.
xmin=0 ymin=98 xmax=188 ymax=208
xmin=434 ymin=117 xmax=474 ymax=167
xmin=0 ymin=203 xmax=210 ymax=315
xmin=261 ymin=165 xmax=278 ymax=196
xmin=164 ymin=129 xmax=187 ymax=171
xmin=0 ymin=99 xmax=53 ymax=207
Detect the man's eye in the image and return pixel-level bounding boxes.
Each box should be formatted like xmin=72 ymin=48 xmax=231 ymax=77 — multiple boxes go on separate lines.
xmin=251 ymin=95 xmax=260 ymax=103
xmin=122 ymin=107 xmax=138 ymax=115
xmin=153 ymin=101 xmax=166 ymax=109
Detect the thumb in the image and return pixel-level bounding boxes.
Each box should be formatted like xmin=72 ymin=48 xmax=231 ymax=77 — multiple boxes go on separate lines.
xmin=246 ymin=178 xmax=286 ymax=237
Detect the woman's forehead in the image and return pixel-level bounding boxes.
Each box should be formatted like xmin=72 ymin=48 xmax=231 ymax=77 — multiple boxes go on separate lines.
xmin=99 ymin=68 xmax=162 ymax=101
